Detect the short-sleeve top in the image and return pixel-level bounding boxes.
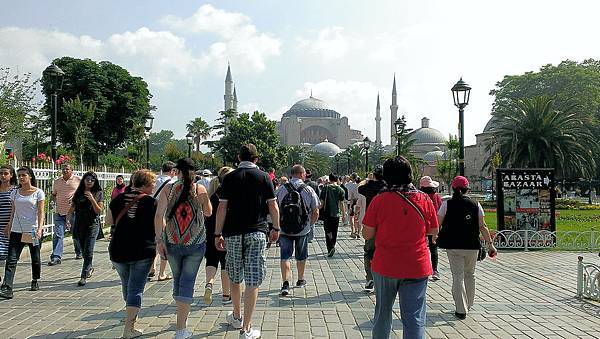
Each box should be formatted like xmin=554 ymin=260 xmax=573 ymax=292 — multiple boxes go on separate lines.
xmin=52 ymin=175 xmax=80 ymax=215
xmin=72 ymin=190 xmax=104 ymax=229
xmin=164 ymin=182 xmax=206 ymax=246
xmin=220 ymin=164 xmax=276 ymax=237
xmin=319 ymin=184 xmax=345 ymax=218
xmin=362 ymin=188 xmax=438 ymax=279
xmin=276 ymin=177 xmax=320 ymax=236
xmin=11 ymin=188 xmax=45 ymax=233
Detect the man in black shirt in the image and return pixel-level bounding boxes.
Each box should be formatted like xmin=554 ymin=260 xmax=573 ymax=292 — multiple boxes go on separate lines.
xmin=215 ymin=144 xmax=280 ymax=339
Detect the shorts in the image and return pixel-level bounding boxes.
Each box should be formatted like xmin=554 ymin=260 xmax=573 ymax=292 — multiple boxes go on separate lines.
xmin=349 ymin=199 xmax=357 ymax=216
xmin=279 ymin=234 xmax=308 ymax=261
xmin=224 ymin=232 xmax=267 ymax=287
xmin=205 ymin=236 xmax=226 ymax=269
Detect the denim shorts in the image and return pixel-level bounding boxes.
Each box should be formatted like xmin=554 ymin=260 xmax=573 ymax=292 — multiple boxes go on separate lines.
xmin=224 ymin=232 xmax=267 ymax=287
xmin=279 ymin=234 xmax=309 ymax=261
xmin=166 ymin=242 xmax=206 ymax=304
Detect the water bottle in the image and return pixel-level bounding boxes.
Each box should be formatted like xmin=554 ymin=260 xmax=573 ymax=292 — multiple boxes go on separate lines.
xmin=31 ymin=226 xmax=39 ymax=246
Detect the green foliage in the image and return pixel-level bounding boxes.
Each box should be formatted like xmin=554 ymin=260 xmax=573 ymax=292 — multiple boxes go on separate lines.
xmin=0 ymin=68 xmax=38 ymax=141
xmin=186 ymin=117 xmax=211 ymax=152
xmin=304 ymin=150 xmax=331 ymax=178
xmin=98 ymin=153 xmax=139 ymax=171
xmin=487 ymin=96 xmax=597 ymax=178
xmin=41 ymin=57 xmax=153 ymax=156
xmin=62 ymin=96 xmax=95 ymax=164
xmin=149 ymin=130 xmax=174 ymax=154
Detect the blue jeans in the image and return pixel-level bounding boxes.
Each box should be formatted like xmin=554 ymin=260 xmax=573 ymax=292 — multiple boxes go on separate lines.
xmin=307 ymin=224 xmax=315 ymax=242
xmin=167 ymin=242 xmax=206 ymax=304
xmin=79 ymin=223 xmax=99 ymax=278
xmin=279 ymin=234 xmax=309 ymax=261
xmin=372 ymin=271 xmax=428 ymax=339
xmin=52 ymin=214 xmax=81 ymax=259
xmin=113 ymin=258 xmax=154 ymax=308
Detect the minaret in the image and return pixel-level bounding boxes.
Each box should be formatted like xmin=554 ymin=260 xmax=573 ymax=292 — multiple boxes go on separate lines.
xmin=224 ymin=64 xmax=233 ymax=111
xmin=375 ymin=93 xmax=381 ymax=144
xmin=233 ymin=85 xmax=238 ymax=112
xmin=390 ymin=74 xmax=398 ymax=145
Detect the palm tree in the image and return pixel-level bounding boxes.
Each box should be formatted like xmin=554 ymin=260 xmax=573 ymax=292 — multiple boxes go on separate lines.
xmin=186 ymin=117 xmax=211 ymax=152
xmin=487 ymin=96 xmax=598 ymax=178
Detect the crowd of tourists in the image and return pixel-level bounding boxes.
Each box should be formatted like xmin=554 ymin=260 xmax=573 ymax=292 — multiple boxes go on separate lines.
xmin=0 ymin=143 xmax=498 ymax=339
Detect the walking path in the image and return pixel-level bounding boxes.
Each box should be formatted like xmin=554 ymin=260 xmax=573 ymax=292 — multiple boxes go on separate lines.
xmin=0 ymin=226 xmax=599 ymax=338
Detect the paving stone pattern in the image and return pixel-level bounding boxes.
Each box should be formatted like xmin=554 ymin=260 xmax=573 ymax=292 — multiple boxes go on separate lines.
xmin=1 ymin=226 xmax=599 ymax=338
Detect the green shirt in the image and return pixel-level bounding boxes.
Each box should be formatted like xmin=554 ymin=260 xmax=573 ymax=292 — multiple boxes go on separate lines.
xmin=320 ymin=184 xmax=345 ymax=217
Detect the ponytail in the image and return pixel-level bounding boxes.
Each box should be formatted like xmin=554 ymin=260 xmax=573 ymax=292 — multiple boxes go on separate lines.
xmin=451 ymin=187 xmax=468 ymax=200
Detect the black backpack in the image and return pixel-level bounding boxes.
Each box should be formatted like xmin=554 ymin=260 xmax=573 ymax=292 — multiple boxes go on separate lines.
xmin=280 ymin=183 xmax=309 ymax=234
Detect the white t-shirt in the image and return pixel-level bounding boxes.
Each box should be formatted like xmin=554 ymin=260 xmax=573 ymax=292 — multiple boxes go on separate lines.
xmin=438 ymin=199 xmax=485 ymax=219
xmin=11 ymin=188 xmax=45 ymax=233
xmin=345 ymin=182 xmax=358 ymax=201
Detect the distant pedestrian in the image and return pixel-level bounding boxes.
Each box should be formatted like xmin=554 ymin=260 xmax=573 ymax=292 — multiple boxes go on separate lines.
xmin=49 ymin=164 xmax=81 ymax=265
xmin=0 ymin=165 xmax=17 ymax=279
xmin=203 ymin=166 xmax=233 ymax=306
xmin=304 ymin=169 xmax=320 ymax=243
xmin=436 ymin=176 xmax=497 ymax=320
xmin=362 ymin=157 xmax=439 ymax=339
xmin=215 ymin=144 xmax=280 ymax=339
xmin=150 ymin=161 xmax=177 ymax=281
xmin=111 ymin=175 xmax=127 ymax=200
xmin=276 ymin=164 xmax=319 ymax=296
xmin=67 ymin=171 xmax=104 ymax=286
xmin=319 ymin=173 xmax=346 ymax=257
xmin=108 ymin=169 xmax=157 ymax=338
xmin=345 ymin=173 xmax=359 ymax=238
xmin=419 ymin=176 xmax=443 ymax=281
xmin=0 ymin=166 xmax=45 ymax=299
xmin=155 ymin=158 xmax=212 ymax=339
xmin=197 ymin=169 xmax=212 ymax=188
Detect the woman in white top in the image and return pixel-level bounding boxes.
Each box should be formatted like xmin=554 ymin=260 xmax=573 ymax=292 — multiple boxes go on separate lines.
xmin=0 ymin=166 xmax=45 ymax=299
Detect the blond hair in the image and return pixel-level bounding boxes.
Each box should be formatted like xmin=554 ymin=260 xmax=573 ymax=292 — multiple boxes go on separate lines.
xmin=132 ymin=169 xmax=156 ymax=188
xmin=208 ymin=166 xmax=234 ymax=196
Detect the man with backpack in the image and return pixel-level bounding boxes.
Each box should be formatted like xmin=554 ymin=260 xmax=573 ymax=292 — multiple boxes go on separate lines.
xmin=276 ymin=165 xmax=319 ymax=296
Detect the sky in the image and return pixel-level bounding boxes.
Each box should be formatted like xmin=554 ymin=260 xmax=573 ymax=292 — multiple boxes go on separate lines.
xmin=2 ymin=0 xmax=600 ymax=146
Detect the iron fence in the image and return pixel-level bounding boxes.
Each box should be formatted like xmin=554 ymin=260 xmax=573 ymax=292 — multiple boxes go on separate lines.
xmin=577 ymin=256 xmax=600 ymax=302
xmin=492 ymin=230 xmax=600 ymax=251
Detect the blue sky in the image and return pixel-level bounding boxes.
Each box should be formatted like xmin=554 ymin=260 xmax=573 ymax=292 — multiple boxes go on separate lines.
xmin=3 ymin=1 xmax=600 ymax=146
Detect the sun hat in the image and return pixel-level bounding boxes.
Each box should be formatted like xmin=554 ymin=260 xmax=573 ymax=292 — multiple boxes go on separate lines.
xmin=202 ymin=169 xmax=212 ymax=176
xmin=451 ymin=176 xmax=470 ymax=189
xmin=419 ymin=176 xmax=439 ymax=188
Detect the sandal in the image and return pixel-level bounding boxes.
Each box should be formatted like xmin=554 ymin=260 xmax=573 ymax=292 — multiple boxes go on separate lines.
xmin=222 ymin=294 xmax=232 ymax=304
xmin=157 ymin=274 xmax=172 ymax=281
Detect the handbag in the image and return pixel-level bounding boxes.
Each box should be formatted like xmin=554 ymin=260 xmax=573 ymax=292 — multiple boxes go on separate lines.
xmin=478 ymin=240 xmax=487 ymax=261
xmin=13 ymin=192 xmax=37 ymax=245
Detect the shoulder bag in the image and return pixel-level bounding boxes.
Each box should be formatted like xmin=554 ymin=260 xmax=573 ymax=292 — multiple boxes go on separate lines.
xmin=115 ymin=193 xmax=147 ymax=225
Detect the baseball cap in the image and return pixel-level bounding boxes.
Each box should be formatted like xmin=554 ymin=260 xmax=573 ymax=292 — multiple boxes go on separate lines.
xmin=419 ymin=176 xmax=440 ymax=188
xmin=451 ymin=176 xmax=470 ymax=189
xmin=202 ymin=169 xmax=212 ymax=176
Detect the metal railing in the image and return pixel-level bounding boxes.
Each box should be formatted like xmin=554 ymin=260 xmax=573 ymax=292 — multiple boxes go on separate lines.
xmin=577 ymin=256 xmax=600 ymax=302
xmin=492 ymin=230 xmax=600 ymax=251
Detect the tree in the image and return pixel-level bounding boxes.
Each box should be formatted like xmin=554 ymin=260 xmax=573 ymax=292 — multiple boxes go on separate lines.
xmin=304 ymin=150 xmax=331 ymax=178
xmin=186 ymin=117 xmax=211 ymax=152
xmin=395 ymin=115 xmax=415 ymax=157
xmin=436 ymin=135 xmax=460 ymax=194
xmin=345 ymin=144 xmax=365 ymax=176
xmin=487 ymin=96 xmax=597 ymax=178
xmin=214 ymin=111 xmax=286 ymax=170
xmin=149 ymin=130 xmax=175 ymax=154
xmin=0 ymin=68 xmax=38 ymax=141
xmin=62 ymin=96 xmax=95 ymax=164
xmin=40 ymin=57 xmax=153 ymax=156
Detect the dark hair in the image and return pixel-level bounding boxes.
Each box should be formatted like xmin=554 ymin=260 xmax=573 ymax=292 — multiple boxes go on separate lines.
xmin=420 ymin=186 xmax=436 ymax=194
xmin=383 ymin=156 xmax=412 ymax=187
xmin=169 ymin=166 xmax=194 ymax=219
xmin=328 ymin=173 xmax=338 ymax=182
xmin=162 ymin=161 xmax=176 ymax=173
xmin=16 ymin=166 xmax=36 ymax=187
xmin=451 ymin=187 xmax=468 ymax=200
xmin=73 ymin=171 xmax=101 ymax=203
xmin=239 ymin=144 xmax=259 ymax=162
xmin=0 ymin=164 xmax=17 ymax=186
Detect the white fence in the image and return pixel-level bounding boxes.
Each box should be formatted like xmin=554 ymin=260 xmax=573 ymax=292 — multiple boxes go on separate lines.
xmin=492 ymin=230 xmax=600 ymax=251
xmin=577 ymin=256 xmax=600 ymax=302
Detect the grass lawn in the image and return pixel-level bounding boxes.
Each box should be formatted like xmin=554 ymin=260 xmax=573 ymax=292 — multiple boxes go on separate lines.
xmin=484 ymin=209 xmax=600 ymax=232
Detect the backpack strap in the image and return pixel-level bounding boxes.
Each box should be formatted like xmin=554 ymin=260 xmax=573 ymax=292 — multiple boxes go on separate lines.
xmin=153 ymin=179 xmax=171 ymax=198
xmin=115 ymin=193 xmax=147 ymax=225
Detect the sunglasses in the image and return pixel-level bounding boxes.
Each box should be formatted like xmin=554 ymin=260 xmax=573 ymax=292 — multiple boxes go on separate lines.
xmin=85 ymin=178 xmax=96 ymax=182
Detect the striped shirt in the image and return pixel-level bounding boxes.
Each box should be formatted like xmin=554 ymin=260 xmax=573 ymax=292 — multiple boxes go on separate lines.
xmin=0 ymin=186 xmax=15 ymax=259
xmin=52 ymin=175 xmax=80 ymax=215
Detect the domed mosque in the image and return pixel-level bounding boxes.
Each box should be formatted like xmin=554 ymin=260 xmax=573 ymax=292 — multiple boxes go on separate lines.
xmin=278 ymin=94 xmax=364 ymax=151
xmin=408 ymin=117 xmax=448 ymax=160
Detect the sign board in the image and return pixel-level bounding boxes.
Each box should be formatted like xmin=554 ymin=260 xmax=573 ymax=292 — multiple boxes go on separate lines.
xmin=496 ymin=168 xmax=555 ymax=232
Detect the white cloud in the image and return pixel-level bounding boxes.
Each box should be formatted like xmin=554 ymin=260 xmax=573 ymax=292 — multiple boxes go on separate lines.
xmin=296 ymin=26 xmax=359 ymax=61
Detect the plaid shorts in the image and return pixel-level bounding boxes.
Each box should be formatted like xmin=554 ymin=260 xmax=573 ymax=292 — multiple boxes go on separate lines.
xmin=224 ymin=232 xmax=267 ymax=287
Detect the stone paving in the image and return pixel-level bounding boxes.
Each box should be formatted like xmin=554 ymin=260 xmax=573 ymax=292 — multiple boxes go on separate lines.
xmin=0 ymin=226 xmax=599 ymax=338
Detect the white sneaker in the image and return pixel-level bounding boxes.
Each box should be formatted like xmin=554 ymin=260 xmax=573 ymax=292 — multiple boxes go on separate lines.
xmin=240 ymin=327 xmax=261 ymax=339
xmin=226 ymin=311 xmax=243 ymax=329
xmin=173 ymin=328 xmax=193 ymax=339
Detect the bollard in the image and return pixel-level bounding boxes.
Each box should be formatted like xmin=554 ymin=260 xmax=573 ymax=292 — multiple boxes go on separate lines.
xmin=577 ymin=256 xmax=583 ymax=298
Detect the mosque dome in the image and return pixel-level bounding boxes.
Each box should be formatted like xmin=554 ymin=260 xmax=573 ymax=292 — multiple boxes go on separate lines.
xmin=483 ymin=116 xmax=499 ymax=133
xmin=282 ymin=96 xmax=342 ymax=119
xmin=313 ymin=139 xmax=342 ymax=156
xmin=409 ymin=117 xmax=447 ymax=145
xmin=423 ymin=150 xmax=446 ymax=163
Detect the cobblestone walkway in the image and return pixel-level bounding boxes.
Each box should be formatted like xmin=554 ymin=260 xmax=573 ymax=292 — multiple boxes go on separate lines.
xmin=0 ymin=226 xmax=599 ymax=338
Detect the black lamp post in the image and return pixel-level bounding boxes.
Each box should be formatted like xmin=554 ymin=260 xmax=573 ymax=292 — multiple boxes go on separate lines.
xmin=144 ymin=114 xmax=154 ymax=169
xmin=222 ymin=149 xmax=228 ymax=166
xmin=451 ymin=78 xmax=471 ymax=176
xmin=394 ymin=117 xmax=405 ymax=156
xmin=346 ymin=152 xmax=351 ymax=175
xmin=363 ymin=137 xmax=371 ymax=174
xmin=43 ymin=63 xmax=65 ymax=163
xmin=32 ymin=129 xmax=39 ymax=156
xmin=335 ymin=154 xmax=340 ymax=174
xmin=186 ymin=132 xmax=193 ymax=158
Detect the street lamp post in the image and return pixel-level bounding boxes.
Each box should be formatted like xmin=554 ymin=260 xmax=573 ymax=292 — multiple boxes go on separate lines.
xmin=335 ymin=154 xmax=340 ymax=174
xmin=144 ymin=114 xmax=154 ymax=169
xmin=394 ymin=117 xmax=405 ymax=156
xmin=363 ymin=137 xmax=371 ymax=174
xmin=346 ymin=152 xmax=351 ymax=175
xmin=186 ymin=132 xmax=193 ymax=158
xmin=32 ymin=129 xmax=39 ymax=156
xmin=451 ymin=78 xmax=471 ymax=176
xmin=43 ymin=64 xmax=65 ymax=163
xmin=222 ymin=149 xmax=228 ymax=166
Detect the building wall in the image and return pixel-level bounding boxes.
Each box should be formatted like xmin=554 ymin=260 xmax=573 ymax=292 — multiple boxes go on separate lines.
xmin=279 ymin=116 xmax=361 ymax=148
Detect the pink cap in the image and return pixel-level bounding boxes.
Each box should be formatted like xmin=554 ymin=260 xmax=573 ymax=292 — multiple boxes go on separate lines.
xmin=419 ymin=176 xmax=439 ymax=188
xmin=451 ymin=176 xmax=470 ymax=189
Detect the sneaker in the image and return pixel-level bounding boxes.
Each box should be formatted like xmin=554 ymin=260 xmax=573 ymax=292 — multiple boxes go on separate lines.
xmin=203 ymin=283 xmax=213 ymax=305
xmin=47 ymin=258 xmax=61 ymax=266
xmin=454 ymin=312 xmax=467 ymax=320
xmin=222 ymin=295 xmax=232 ymax=305
xmin=364 ymin=280 xmax=374 ymax=293
xmin=295 ymin=279 xmax=306 ymax=288
xmin=280 ymin=281 xmax=290 ymax=296
xmin=30 ymin=279 xmax=39 ymax=291
xmin=174 ymin=328 xmax=193 ymax=339
xmin=239 ymin=328 xmax=261 ymax=339
xmin=226 ymin=311 xmax=243 ymax=329
xmin=77 ymin=278 xmax=87 ymax=286
xmin=87 ymin=267 xmax=95 ymax=279
xmin=75 ymin=254 xmax=83 ymax=260
xmin=0 ymin=285 xmax=13 ymax=299
xmin=327 ymin=248 xmax=336 ymax=257
xmin=431 ymin=271 xmax=440 ymax=281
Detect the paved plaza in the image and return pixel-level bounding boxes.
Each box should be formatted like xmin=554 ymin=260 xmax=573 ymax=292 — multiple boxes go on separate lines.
xmin=0 ymin=226 xmax=599 ymax=339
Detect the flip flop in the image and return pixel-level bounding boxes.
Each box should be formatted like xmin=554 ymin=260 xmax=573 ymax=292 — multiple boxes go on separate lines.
xmin=157 ymin=275 xmax=173 ymax=281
